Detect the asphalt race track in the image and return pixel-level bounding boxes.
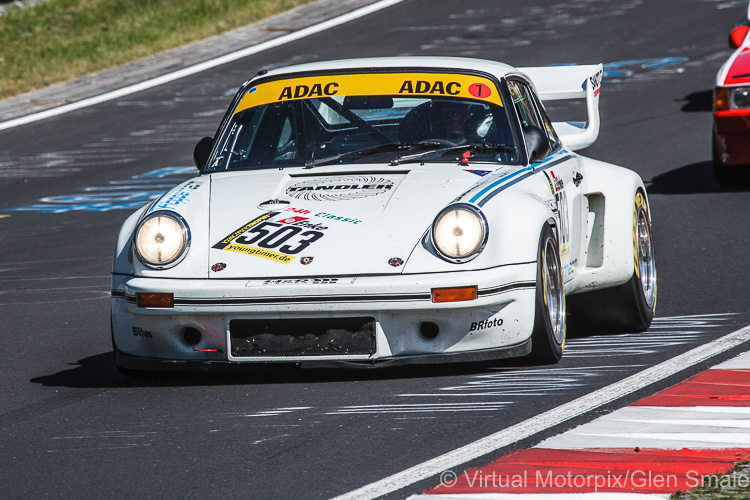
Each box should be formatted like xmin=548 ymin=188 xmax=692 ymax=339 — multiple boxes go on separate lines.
xmin=1 ymin=0 xmax=749 ymax=498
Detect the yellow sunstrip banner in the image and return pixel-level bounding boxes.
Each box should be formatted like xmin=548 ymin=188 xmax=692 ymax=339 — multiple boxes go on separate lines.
xmin=223 ymin=243 xmax=295 ymax=264
xmin=235 ymin=72 xmax=503 ymax=114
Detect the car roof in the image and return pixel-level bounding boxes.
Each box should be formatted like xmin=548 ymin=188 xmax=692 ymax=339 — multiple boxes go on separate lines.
xmin=254 ymin=56 xmax=518 ymax=81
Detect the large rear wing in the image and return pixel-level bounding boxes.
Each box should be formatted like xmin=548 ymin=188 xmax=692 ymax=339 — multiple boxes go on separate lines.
xmin=518 ymin=64 xmax=604 ymax=151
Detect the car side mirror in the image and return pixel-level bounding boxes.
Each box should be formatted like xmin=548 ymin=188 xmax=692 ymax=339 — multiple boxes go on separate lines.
xmin=193 ymin=136 xmax=213 ymax=172
xmin=524 ymin=126 xmax=550 ymax=163
xmin=729 ymin=25 xmax=749 ymax=49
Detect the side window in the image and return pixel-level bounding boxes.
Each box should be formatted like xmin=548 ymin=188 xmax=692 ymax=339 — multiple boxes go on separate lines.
xmin=535 ymin=97 xmax=561 ymax=151
xmin=507 ymin=80 xmax=542 ymax=129
xmin=508 ymin=80 xmax=555 ymax=157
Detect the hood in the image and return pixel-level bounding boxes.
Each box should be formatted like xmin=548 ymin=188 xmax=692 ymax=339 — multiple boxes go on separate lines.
xmin=206 ymin=165 xmax=496 ymax=278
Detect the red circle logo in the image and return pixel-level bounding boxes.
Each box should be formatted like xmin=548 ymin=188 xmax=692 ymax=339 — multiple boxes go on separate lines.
xmin=468 ymin=83 xmax=492 ymax=99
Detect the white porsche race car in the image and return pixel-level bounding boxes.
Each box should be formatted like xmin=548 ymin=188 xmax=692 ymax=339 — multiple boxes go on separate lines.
xmin=111 ymin=56 xmax=657 ymax=374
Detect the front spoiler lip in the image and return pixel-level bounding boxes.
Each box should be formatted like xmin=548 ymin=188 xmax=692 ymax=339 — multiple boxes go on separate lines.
xmin=115 ymin=339 xmax=531 ymax=372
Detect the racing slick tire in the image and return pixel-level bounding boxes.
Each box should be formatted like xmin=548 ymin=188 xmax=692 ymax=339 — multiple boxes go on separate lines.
xmin=530 ymin=222 xmax=566 ymax=363
xmin=568 ymin=190 xmax=656 ymax=333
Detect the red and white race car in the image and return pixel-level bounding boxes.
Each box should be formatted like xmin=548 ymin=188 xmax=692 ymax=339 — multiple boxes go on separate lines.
xmin=713 ymin=2 xmax=750 ymax=186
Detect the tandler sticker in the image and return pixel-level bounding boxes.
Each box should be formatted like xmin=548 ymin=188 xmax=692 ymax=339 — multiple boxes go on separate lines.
xmin=285 ymin=175 xmax=394 ymax=201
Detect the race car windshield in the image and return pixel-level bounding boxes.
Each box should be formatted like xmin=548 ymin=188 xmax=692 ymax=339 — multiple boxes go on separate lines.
xmin=207 ymin=84 xmax=520 ymax=171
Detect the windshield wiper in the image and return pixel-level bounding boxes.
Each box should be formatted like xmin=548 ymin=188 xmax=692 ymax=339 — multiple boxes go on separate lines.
xmin=394 ymin=144 xmax=517 ymax=165
xmin=304 ymin=142 xmax=442 ymax=168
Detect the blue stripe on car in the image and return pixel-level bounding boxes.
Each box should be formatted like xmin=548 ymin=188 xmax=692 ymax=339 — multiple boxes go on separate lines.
xmin=469 ymin=151 xmax=572 ymax=207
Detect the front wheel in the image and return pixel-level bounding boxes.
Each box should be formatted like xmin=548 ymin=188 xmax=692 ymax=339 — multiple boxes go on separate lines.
xmin=530 ymin=222 xmax=566 ymax=363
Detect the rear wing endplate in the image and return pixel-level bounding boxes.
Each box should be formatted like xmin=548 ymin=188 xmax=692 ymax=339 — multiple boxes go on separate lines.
xmin=518 ymin=64 xmax=604 ymax=151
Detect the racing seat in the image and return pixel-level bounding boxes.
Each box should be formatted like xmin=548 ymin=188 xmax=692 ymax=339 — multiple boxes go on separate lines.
xmin=398 ymin=102 xmax=439 ymax=143
xmin=398 ymin=101 xmax=493 ymax=144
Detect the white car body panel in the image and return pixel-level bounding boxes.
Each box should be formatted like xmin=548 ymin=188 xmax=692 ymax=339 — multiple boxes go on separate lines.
xmin=111 ymin=56 xmax=650 ymax=369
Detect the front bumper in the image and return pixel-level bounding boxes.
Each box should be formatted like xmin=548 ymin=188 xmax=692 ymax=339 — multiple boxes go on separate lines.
xmin=111 ymin=262 xmax=537 ymax=369
xmin=714 ymin=110 xmax=750 ymax=165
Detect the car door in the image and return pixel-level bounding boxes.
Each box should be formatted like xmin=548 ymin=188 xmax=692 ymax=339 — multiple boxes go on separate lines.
xmin=507 ymin=78 xmax=586 ymax=283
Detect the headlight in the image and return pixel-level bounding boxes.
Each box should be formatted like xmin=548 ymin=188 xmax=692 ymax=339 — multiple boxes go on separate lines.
xmin=734 ymin=87 xmax=750 ymax=108
xmin=716 ymin=86 xmax=750 ymax=110
xmin=432 ymin=203 xmax=488 ymax=262
xmin=134 ymin=211 xmax=190 ymax=268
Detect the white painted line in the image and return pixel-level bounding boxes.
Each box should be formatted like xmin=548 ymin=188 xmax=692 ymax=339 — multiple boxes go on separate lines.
xmin=332 ymin=324 xmax=750 ymax=500
xmin=0 ymin=0 xmax=404 ymax=132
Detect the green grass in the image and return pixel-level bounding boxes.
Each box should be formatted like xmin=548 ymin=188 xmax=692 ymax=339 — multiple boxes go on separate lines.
xmin=0 ymin=0 xmax=317 ymax=99
xmin=671 ymin=463 xmax=750 ymax=500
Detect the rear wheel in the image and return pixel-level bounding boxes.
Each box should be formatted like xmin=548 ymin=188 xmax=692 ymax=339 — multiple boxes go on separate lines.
xmin=530 ymin=222 xmax=566 ymax=363
xmin=568 ymin=190 xmax=656 ymax=332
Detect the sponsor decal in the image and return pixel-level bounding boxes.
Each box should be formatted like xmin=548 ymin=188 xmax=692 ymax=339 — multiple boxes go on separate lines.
xmin=284 ymin=207 xmax=311 ymax=214
xmin=214 ymin=212 xmax=278 ymax=247
xmin=542 ymin=170 xmax=570 ymax=261
xmin=222 ymin=244 xmax=294 ymax=264
xmin=151 ymin=179 xmax=203 ymax=212
xmin=388 ymin=257 xmax=404 ymax=267
xmin=132 ymin=326 xmax=153 ymax=338
xmin=464 ymin=169 xmax=492 ymax=177
xmin=545 ymin=170 xmax=564 ymax=193
xmin=314 ymin=212 xmax=362 ymax=224
xmin=211 ymin=262 xmax=227 ymax=272
xmin=278 ymin=82 xmax=339 ymax=100
xmin=213 ymin=213 xmax=325 ymax=264
xmin=245 ymin=277 xmax=357 ymax=287
xmin=300 ymin=256 xmax=314 ymax=265
xmin=286 ymin=220 xmax=328 ymax=230
xmin=469 ymin=318 xmax=503 ymax=331
xmin=285 ymin=175 xmax=394 ymax=201
xmin=277 ymin=215 xmax=309 ymax=224
xmin=234 ymin=73 xmax=503 ymax=114
xmin=398 ymin=80 xmax=461 ymax=95
xmin=468 ymin=83 xmax=492 ymax=98
xmin=589 ymin=68 xmax=603 ymax=96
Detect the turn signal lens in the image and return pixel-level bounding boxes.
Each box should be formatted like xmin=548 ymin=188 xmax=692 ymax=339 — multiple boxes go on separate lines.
xmin=136 ymin=292 xmax=174 ymax=308
xmin=432 ymin=286 xmax=478 ymax=303
xmin=716 ymin=88 xmax=730 ymax=110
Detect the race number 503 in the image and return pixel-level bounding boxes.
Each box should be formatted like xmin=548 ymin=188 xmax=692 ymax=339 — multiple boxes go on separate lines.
xmin=234 ymin=221 xmax=323 ymax=254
